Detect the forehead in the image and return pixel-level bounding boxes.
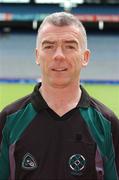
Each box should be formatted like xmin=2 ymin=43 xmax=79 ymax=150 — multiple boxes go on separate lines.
xmin=38 ymin=23 xmax=82 ymax=43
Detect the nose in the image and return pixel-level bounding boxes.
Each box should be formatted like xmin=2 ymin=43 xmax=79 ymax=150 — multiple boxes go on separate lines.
xmin=53 ymin=47 xmax=65 ymax=60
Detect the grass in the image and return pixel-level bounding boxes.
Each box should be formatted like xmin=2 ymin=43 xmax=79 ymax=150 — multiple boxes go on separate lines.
xmin=0 ymin=83 xmax=119 ymax=118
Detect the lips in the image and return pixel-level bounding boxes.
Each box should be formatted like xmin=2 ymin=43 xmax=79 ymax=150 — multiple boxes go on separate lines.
xmin=52 ymin=68 xmax=67 ymax=72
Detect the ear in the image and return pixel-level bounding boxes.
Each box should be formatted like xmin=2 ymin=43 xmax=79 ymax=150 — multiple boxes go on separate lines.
xmin=36 ymin=48 xmax=40 ymax=65
xmin=82 ymin=49 xmax=90 ymax=67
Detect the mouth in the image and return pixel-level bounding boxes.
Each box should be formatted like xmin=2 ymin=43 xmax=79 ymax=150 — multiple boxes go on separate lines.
xmin=52 ymin=68 xmax=68 ymax=72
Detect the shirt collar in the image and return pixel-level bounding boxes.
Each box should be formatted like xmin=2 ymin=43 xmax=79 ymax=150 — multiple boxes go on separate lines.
xmin=31 ymin=82 xmax=90 ymax=112
xmin=77 ymin=85 xmax=90 ymax=108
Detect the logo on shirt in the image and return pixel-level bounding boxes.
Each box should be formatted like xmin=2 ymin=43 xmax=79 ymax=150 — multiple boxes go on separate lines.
xmin=22 ymin=153 xmax=37 ymax=170
xmin=68 ymin=154 xmax=86 ymax=176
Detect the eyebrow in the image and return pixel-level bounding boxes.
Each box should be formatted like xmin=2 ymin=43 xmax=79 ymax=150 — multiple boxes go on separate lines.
xmin=64 ymin=40 xmax=78 ymax=44
xmin=42 ymin=40 xmax=56 ymax=46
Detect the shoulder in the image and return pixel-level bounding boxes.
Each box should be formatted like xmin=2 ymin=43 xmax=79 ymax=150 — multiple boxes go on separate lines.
xmin=0 ymin=94 xmax=31 ymax=117
xmin=90 ymin=96 xmax=119 ymax=125
xmin=80 ymin=85 xmax=119 ymax=124
xmin=0 ymin=94 xmax=32 ymax=129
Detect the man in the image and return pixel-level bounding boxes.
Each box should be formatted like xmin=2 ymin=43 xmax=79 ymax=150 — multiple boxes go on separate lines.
xmin=0 ymin=12 xmax=119 ymax=180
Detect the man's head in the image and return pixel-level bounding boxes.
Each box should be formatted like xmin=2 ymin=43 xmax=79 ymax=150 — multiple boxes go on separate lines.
xmin=36 ymin=12 xmax=90 ymax=88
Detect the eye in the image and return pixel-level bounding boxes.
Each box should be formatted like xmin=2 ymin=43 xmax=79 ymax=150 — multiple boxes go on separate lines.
xmin=68 ymin=45 xmax=75 ymax=49
xmin=44 ymin=45 xmax=54 ymax=49
xmin=66 ymin=45 xmax=76 ymax=50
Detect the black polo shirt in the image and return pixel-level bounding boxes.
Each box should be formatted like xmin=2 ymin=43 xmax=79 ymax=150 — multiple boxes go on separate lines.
xmin=0 ymin=83 xmax=119 ymax=180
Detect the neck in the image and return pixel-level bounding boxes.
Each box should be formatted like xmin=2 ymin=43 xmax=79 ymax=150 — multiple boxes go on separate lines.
xmin=39 ymin=82 xmax=82 ymax=116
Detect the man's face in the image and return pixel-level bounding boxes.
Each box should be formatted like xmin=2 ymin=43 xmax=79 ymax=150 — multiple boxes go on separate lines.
xmin=36 ymin=23 xmax=90 ymax=88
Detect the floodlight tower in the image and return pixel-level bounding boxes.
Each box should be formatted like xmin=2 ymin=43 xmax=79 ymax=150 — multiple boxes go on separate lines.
xmin=63 ymin=0 xmax=73 ymax=12
xmin=60 ymin=0 xmax=77 ymax=13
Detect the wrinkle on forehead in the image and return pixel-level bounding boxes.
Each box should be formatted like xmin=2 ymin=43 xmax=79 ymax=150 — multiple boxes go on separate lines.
xmin=37 ymin=24 xmax=86 ymax=50
xmin=40 ymin=33 xmax=80 ymax=45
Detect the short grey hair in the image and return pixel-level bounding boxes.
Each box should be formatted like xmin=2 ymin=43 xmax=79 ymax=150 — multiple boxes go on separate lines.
xmin=36 ymin=12 xmax=87 ymax=49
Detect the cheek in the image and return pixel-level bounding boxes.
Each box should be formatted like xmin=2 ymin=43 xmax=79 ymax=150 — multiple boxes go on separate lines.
xmin=70 ymin=55 xmax=82 ymax=68
xmin=38 ymin=55 xmax=50 ymax=71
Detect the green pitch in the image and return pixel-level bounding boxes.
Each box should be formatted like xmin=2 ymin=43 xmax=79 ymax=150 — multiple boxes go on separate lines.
xmin=0 ymin=83 xmax=119 ymax=118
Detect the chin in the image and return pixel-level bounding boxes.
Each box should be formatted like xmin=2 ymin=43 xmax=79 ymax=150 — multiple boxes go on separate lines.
xmin=49 ymin=79 xmax=71 ymax=88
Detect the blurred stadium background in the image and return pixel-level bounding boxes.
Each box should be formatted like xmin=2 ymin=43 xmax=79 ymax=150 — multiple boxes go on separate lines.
xmin=0 ymin=0 xmax=119 ymax=117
